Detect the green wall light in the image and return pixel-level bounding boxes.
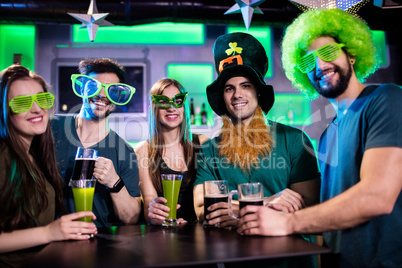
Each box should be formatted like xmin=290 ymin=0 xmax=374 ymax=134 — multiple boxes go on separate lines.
xmin=0 ymin=25 xmax=35 ymax=71
xmin=73 ymin=23 xmax=205 ymax=45
xmin=371 ymin=30 xmax=388 ymax=67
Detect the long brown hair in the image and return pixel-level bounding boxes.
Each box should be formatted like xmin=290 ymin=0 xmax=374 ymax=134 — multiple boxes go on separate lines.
xmin=147 ymin=78 xmax=194 ymax=193
xmin=0 ymin=65 xmax=64 ymax=232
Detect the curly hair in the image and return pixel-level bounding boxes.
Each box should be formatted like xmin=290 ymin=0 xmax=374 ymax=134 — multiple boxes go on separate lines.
xmin=281 ymin=8 xmax=379 ymax=99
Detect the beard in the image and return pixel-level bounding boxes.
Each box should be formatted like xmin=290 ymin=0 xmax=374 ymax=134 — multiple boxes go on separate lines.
xmin=84 ymin=97 xmax=115 ymax=119
xmin=314 ymin=62 xmax=353 ymax=99
xmin=218 ymin=107 xmax=274 ymax=172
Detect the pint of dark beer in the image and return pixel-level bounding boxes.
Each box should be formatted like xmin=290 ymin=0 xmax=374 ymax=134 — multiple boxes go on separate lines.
xmin=229 ymin=183 xmax=263 ymax=219
xmin=203 ymin=180 xmax=228 ymax=228
xmin=70 ymin=147 xmax=98 ymax=182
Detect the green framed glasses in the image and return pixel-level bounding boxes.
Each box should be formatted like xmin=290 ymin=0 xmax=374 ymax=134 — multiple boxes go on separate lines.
xmin=9 ymin=92 xmax=55 ymax=113
xmin=151 ymin=92 xmax=188 ymax=109
xmin=297 ymin=42 xmax=345 ymax=73
xmin=71 ymin=74 xmax=136 ymax=106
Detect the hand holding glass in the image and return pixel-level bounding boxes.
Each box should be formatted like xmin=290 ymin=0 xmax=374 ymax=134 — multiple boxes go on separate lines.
xmin=203 ymin=180 xmax=228 ymax=228
xmin=70 ymin=147 xmax=97 ymax=184
xmin=70 ymin=179 xmax=96 ymax=223
xmin=162 ymin=174 xmax=183 ymax=227
xmin=229 ymin=183 xmax=263 ymax=219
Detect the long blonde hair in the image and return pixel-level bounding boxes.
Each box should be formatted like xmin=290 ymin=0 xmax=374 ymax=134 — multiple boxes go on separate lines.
xmin=148 ymin=78 xmax=194 ymax=192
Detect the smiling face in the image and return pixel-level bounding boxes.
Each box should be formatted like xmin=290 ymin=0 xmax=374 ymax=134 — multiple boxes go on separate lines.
xmin=8 ymin=78 xmax=49 ymax=146
xmin=223 ymin=76 xmax=259 ymax=125
xmin=83 ymin=72 xmax=117 ymax=119
xmin=157 ymin=85 xmax=184 ymax=131
xmin=306 ymin=36 xmax=353 ymax=99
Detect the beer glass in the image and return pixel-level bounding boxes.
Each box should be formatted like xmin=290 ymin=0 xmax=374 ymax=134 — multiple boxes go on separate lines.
xmin=70 ymin=147 xmax=98 ymax=184
xmin=70 ymin=178 xmax=96 ymax=222
xmin=203 ymin=180 xmax=228 ymax=228
xmin=162 ymin=174 xmax=183 ymax=227
xmin=228 ymin=183 xmax=263 ymax=219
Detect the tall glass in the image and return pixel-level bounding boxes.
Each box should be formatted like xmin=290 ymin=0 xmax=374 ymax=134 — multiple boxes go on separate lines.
xmin=228 ymin=183 xmax=263 ymax=219
xmin=203 ymin=180 xmax=228 ymax=228
xmin=162 ymin=174 xmax=183 ymax=227
xmin=70 ymin=179 xmax=96 ymax=222
xmin=70 ymin=147 xmax=97 ymax=184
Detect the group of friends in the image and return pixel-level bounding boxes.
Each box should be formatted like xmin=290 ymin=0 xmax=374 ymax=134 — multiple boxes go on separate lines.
xmin=0 ymin=8 xmax=401 ymax=268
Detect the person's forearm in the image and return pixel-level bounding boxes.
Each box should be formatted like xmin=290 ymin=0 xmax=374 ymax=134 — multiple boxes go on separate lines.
xmin=111 ymin=190 xmax=141 ymax=224
xmin=0 ymin=226 xmax=50 ymax=253
xmin=289 ymin=181 xmax=391 ymax=234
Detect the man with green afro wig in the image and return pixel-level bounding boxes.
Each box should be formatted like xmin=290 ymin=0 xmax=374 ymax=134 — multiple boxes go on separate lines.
xmin=237 ymin=8 xmax=402 ymax=268
xmin=282 ymin=8 xmax=378 ymax=98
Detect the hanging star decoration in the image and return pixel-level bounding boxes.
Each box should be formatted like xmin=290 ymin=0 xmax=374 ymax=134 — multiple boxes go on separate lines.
xmin=290 ymin=0 xmax=370 ymax=15
xmin=224 ymin=0 xmax=266 ymax=31
xmin=68 ymin=0 xmax=114 ymax=42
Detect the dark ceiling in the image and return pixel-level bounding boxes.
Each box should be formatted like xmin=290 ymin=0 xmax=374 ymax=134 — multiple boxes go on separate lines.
xmin=0 ymin=0 xmax=402 ymax=31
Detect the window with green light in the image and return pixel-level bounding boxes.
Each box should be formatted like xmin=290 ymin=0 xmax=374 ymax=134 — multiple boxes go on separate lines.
xmin=267 ymin=93 xmax=312 ymax=126
xmin=371 ymin=30 xmax=388 ymax=67
xmin=0 ymin=25 xmax=35 ymax=71
xmin=167 ymin=63 xmax=214 ymax=126
xmin=226 ymin=27 xmax=273 ymax=78
xmin=72 ymin=23 xmax=205 ymax=45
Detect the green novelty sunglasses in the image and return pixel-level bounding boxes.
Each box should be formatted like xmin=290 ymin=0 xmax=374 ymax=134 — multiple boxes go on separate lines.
xmin=297 ymin=42 xmax=345 ymax=73
xmin=71 ymin=74 xmax=136 ymax=106
xmin=9 ymin=92 xmax=54 ymax=113
xmin=151 ymin=92 xmax=188 ymax=109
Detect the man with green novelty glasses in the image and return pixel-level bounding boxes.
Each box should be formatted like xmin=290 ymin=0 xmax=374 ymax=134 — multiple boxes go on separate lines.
xmin=51 ymin=58 xmax=142 ymax=227
xmin=71 ymin=74 xmax=135 ymax=106
xmin=238 ymin=8 xmax=402 ymax=268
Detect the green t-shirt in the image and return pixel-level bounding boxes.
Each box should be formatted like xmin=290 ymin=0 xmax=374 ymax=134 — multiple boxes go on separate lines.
xmin=195 ymin=121 xmax=320 ymax=196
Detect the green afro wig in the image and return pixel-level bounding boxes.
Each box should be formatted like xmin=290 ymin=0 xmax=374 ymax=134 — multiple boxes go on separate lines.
xmin=281 ymin=8 xmax=379 ymax=99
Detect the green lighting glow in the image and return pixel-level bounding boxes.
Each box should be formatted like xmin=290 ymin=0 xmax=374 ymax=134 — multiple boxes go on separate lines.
xmin=267 ymin=93 xmax=312 ymax=126
xmin=72 ymin=23 xmax=205 ymax=44
xmin=109 ymin=226 xmax=118 ymax=235
xmin=310 ymin=139 xmax=318 ymax=152
xmin=0 ymin=25 xmax=35 ymax=71
xmin=227 ymin=27 xmax=273 ymax=78
xmin=167 ymin=64 xmax=214 ymax=126
xmin=371 ymin=30 xmax=388 ymax=67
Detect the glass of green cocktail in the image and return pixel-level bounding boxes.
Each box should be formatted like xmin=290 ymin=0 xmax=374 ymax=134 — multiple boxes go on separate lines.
xmin=71 ymin=179 xmax=96 ymax=223
xmin=161 ymin=174 xmax=183 ymax=227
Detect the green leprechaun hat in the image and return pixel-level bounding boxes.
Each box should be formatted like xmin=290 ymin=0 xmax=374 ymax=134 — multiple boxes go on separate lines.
xmin=206 ymin=32 xmax=274 ymax=116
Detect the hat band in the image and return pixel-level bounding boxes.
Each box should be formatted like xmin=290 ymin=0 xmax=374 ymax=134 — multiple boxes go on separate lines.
xmin=219 ymin=55 xmax=243 ymax=73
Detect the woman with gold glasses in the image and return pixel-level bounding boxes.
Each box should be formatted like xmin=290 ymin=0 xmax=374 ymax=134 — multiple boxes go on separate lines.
xmin=135 ymin=78 xmax=209 ymax=225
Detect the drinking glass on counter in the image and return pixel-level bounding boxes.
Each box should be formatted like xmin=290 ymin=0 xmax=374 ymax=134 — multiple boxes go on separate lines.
xmin=70 ymin=179 xmax=97 ymax=223
xmin=162 ymin=174 xmax=183 ymax=227
xmin=203 ymin=180 xmax=228 ymax=228
xmin=229 ymin=183 xmax=263 ymax=219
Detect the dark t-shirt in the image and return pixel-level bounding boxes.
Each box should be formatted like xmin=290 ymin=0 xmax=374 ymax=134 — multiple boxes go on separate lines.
xmin=51 ymin=115 xmax=140 ymax=227
xmin=319 ymin=84 xmax=402 ymax=267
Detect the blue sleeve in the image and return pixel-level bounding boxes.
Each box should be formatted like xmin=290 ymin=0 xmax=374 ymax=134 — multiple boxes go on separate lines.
xmin=365 ymin=84 xmax=402 ymax=150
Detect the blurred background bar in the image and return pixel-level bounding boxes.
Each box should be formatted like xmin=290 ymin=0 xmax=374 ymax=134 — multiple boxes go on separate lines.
xmin=1 ymin=1 xmax=401 ymax=152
